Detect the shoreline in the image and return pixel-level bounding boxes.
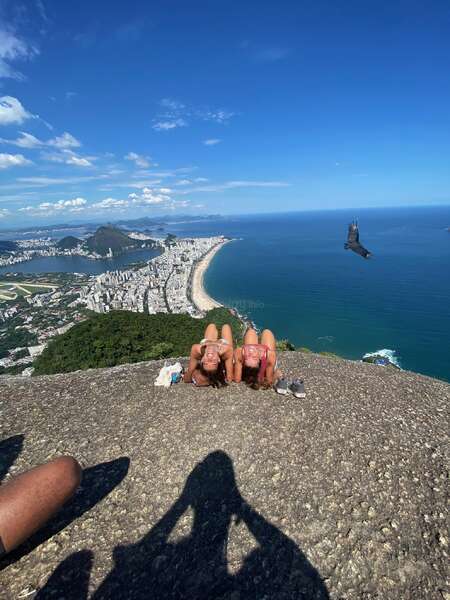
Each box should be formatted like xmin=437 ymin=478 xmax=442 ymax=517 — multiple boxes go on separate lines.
xmin=191 ymin=239 xmax=230 ymax=312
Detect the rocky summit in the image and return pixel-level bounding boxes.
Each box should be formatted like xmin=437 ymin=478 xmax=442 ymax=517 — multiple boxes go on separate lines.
xmin=0 ymin=353 xmax=449 ymax=599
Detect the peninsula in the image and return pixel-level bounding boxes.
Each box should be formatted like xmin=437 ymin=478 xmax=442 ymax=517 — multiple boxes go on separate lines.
xmin=0 ymin=226 xmax=160 ymax=268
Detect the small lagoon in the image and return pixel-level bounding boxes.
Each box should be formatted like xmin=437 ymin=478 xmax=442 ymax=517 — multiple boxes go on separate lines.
xmin=0 ymin=248 xmax=161 ymax=275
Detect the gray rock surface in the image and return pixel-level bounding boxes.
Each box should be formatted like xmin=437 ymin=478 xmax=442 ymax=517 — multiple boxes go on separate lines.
xmin=0 ymin=352 xmax=449 ymax=599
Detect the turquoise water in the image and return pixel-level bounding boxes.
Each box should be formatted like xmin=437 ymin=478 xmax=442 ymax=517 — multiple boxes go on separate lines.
xmin=168 ymin=207 xmax=450 ymax=382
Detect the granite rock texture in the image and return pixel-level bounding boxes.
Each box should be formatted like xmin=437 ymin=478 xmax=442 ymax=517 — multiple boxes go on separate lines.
xmin=0 ymin=353 xmax=449 ymax=599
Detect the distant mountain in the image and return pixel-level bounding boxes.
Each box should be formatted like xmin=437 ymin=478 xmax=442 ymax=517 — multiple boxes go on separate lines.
xmin=0 ymin=240 xmax=18 ymax=253
xmin=114 ymin=214 xmax=223 ymax=228
xmin=83 ymin=225 xmax=158 ymax=256
xmin=57 ymin=236 xmax=81 ymax=250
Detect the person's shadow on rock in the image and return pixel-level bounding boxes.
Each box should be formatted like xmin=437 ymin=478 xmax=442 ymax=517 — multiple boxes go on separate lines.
xmin=90 ymin=451 xmax=329 ymax=599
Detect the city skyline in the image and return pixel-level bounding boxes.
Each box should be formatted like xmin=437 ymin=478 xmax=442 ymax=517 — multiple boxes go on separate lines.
xmin=1 ymin=0 xmax=450 ymax=226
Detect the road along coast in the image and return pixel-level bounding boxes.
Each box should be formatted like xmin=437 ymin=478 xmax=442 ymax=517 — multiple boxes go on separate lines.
xmin=191 ymin=239 xmax=230 ymax=312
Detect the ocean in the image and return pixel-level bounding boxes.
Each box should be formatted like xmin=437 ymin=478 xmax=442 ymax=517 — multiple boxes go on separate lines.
xmin=167 ymin=206 xmax=450 ymax=382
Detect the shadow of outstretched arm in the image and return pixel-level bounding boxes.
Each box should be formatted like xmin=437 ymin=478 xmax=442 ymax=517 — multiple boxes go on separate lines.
xmin=35 ymin=549 xmax=93 ymax=600
xmin=0 ymin=456 xmax=130 ymax=569
xmin=235 ymin=499 xmax=330 ymax=599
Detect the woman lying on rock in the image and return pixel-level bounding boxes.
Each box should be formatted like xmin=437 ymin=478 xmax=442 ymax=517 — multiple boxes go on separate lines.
xmin=235 ymin=327 xmax=306 ymax=396
xmin=233 ymin=327 xmax=305 ymax=397
xmin=184 ymin=323 xmax=234 ymax=387
xmin=234 ymin=327 xmax=280 ymax=390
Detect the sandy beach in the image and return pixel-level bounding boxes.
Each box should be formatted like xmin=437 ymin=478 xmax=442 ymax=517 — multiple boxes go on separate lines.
xmin=191 ymin=240 xmax=229 ymax=312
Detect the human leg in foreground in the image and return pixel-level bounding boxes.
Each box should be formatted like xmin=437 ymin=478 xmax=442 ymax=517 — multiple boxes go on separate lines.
xmin=0 ymin=456 xmax=81 ymax=555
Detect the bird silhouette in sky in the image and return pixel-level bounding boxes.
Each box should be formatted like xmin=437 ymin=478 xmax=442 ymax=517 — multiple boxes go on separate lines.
xmin=344 ymin=221 xmax=372 ymax=259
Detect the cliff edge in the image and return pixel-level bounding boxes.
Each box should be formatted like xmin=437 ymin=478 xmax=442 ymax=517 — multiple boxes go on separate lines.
xmin=1 ymin=353 xmax=449 ymax=599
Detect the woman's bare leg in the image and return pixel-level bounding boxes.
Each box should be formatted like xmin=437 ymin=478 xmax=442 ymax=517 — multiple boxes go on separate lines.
xmin=220 ymin=324 xmax=233 ymax=347
xmin=260 ymin=329 xmax=276 ymax=351
xmin=0 ymin=456 xmax=81 ymax=554
xmin=203 ymin=323 xmax=218 ymax=341
xmin=243 ymin=328 xmax=258 ymax=345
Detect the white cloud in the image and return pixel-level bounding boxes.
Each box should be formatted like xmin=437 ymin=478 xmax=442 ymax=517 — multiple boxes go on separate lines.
xmin=0 ymin=96 xmax=34 ymax=125
xmin=8 ymin=174 xmax=107 ymax=188
xmin=1 ymin=131 xmax=82 ymax=153
xmin=226 ymin=180 xmax=289 ymax=188
xmin=19 ymin=197 xmax=87 ymax=215
xmin=0 ymin=29 xmax=38 ymax=80
xmin=92 ymin=197 xmax=129 ymax=210
xmin=152 ymin=118 xmax=187 ymax=131
xmin=0 ymin=131 xmax=42 ymax=148
xmin=203 ymin=138 xmax=221 ymax=146
xmin=176 ymin=180 xmax=290 ymax=194
xmin=66 ymin=155 xmax=92 ymax=167
xmin=125 ymin=152 xmax=151 ymax=168
xmin=60 ymin=197 xmax=87 ymax=208
xmin=160 ymin=98 xmax=185 ymax=110
xmin=0 ymin=153 xmax=32 ymax=169
xmin=36 ymin=0 xmax=50 ymax=24
xmin=47 ymin=132 xmax=81 ymax=149
xmin=199 ymin=110 xmax=235 ymax=124
xmin=154 ymin=99 xmax=237 ymax=131
xmin=129 ymin=186 xmax=169 ymax=205
xmin=0 ymin=208 xmax=10 ymax=218
xmin=41 ymin=148 xmax=94 ymax=167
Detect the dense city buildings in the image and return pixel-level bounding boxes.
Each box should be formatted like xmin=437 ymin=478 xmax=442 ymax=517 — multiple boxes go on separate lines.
xmin=79 ymin=236 xmax=224 ymax=315
xmin=0 ymin=236 xmax=226 ymax=375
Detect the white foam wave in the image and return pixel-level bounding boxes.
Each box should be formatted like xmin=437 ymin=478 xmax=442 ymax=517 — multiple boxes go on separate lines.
xmin=362 ymin=348 xmax=402 ymax=369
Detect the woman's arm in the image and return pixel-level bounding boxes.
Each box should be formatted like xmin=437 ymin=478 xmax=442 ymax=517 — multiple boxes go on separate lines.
xmin=223 ymin=348 xmax=234 ymax=382
xmin=233 ymin=348 xmax=243 ymax=383
xmin=183 ymin=345 xmax=201 ymax=383
xmin=265 ymin=351 xmax=277 ymax=385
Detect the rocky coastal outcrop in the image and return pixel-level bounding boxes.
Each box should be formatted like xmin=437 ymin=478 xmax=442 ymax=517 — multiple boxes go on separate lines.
xmin=1 ymin=352 xmax=449 ymax=599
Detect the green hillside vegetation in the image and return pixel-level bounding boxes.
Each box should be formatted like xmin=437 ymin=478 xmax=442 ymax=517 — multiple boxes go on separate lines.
xmin=33 ymin=308 xmax=244 ymax=375
xmin=276 ymin=339 xmax=296 ymax=351
xmin=0 ymin=328 xmax=37 ymax=358
xmin=57 ymin=236 xmax=81 ymax=250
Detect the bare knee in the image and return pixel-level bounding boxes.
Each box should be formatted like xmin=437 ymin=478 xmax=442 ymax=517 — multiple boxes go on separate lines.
xmin=204 ymin=323 xmax=218 ymax=339
xmin=50 ymin=456 xmax=82 ymax=494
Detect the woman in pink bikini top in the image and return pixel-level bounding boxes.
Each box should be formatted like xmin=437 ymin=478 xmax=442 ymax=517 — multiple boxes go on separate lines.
xmin=234 ymin=327 xmax=279 ymax=389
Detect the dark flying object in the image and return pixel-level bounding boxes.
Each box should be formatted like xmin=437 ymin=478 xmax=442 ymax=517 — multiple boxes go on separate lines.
xmin=344 ymin=221 xmax=372 ymax=259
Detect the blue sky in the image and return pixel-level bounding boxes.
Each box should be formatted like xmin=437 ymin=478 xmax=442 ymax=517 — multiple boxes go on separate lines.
xmin=0 ymin=0 xmax=450 ymax=227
